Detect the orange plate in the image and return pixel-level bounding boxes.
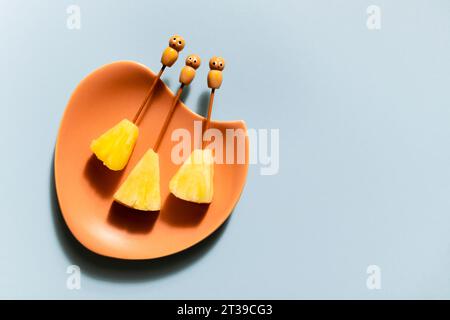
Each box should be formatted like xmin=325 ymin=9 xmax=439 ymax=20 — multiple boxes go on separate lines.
xmin=54 ymin=61 xmax=249 ymax=260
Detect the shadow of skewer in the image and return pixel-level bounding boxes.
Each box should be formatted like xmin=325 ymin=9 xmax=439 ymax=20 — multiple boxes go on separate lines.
xmin=196 ymin=90 xmax=210 ymax=118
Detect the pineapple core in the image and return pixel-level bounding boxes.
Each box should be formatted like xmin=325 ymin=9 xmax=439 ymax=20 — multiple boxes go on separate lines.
xmin=169 ymin=149 xmax=214 ymax=204
xmin=90 ymin=119 xmax=138 ymax=171
xmin=114 ymin=148 xmax=161 ymax=211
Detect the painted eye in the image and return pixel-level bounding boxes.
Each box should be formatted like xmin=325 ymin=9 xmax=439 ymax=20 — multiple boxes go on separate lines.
xmin=213 ymin=62 xmax=216 ymax=65
xmin=219 ymin=63 xmax=222 ymax=67
xmin=189 ymin=57 xmax=192 ymax=60
xmin=173 ymin=37 xmax=176 ymax=40
xmin=178 ymin=41 xmax=182 ymax=45
xmin=194 ymin=60 xmax=197 ymax=63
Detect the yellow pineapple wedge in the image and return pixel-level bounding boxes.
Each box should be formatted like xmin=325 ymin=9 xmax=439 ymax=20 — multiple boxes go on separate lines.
xmin=169 ymin=149 xmax=214 ymax=204
xmin=90 ymin=119 xmax=138 ymax=171
xmin=114 ymin=149 xmax=161 ymax=211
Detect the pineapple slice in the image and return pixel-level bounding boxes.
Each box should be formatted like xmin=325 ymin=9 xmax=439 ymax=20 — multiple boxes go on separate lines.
xmin=169 ymin=149 xmax=214 ymax=204
xmin=114 ymin=148 xmax=161 ymax=211
xmin=90 ymin=119 xmax=138 ymax=171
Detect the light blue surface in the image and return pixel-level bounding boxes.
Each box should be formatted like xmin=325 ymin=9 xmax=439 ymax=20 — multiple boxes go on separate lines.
xmin=1 ymin=0 xmax=450 ymax=299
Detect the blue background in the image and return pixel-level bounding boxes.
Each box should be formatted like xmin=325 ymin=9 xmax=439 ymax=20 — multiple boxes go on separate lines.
xmin=1 ymin=0 xmax=450 ymax=299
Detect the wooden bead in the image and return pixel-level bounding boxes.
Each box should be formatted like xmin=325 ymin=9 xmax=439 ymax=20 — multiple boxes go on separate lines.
xmin=179 ymin=55 xmax=201 ymax=85
xmin=209 ymin=56 xmax=225 ymax=71
xmin=208 ymin=56 xmax=225 ymax=89
xmin=161 ymin=47 xmax=178 ymax=67
xmin=161 ymin=35 xmax=185 ymax=67
xmin=186 ymin=54 xmax=201 ymax=70
xmin=169 ymin=35 xmax=185 ymax=51
xmin=207 ymin=70 xmax=223 ymax=89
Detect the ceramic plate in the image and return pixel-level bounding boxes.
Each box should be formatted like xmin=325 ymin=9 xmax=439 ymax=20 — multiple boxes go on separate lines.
xmin=54 ymin=61 xmax=249 ymax=260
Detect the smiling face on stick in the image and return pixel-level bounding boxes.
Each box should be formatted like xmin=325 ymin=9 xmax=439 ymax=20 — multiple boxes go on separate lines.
xmin=179 ymin=54 xmax=201 ymax=86
xmin=207 ymin=56 xmax=225 ymax=89
xmin=169 ymin=35 xmax=186 ymax=51
xmin=186 ymin=54 xmax=201 ymax=69
xmin=161 ymin=35 xmax=186 ymax=67
xmin=209 ymin=56 xmax=225 ymax=71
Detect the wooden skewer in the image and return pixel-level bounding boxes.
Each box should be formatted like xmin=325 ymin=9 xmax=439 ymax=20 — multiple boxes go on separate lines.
xmin=132 ymin=34 xmax=185 ymax=124
xmin=202 ymin=56 xmax=225 ymax=149
xmin=154 ymin=85 xmax=184 ymax=151
xmin=202 ymin=89 xmax=215 ymax=149
xmin=154 ymin=54 xmax=201 ymax=152
xmin=133 ymin=65 xmax=165 ymax=123
xmin=204 ymin=89 xmax=215 ymax=133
